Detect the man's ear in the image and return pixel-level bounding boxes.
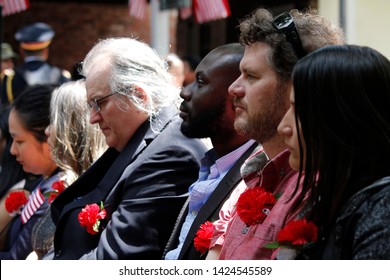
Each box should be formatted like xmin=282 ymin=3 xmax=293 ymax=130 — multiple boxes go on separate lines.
xmin=132 ymin=85 xmax=148 ymax=102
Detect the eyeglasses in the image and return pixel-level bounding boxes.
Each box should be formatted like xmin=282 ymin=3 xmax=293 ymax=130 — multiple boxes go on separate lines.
xmin=87 ymin=93 xmax=115 ymax=112
xmin=272 ymin=12 xmax=306 ymax=59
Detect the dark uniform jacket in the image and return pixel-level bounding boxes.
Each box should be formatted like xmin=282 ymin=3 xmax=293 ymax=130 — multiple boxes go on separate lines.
xmin=1 ymin=58 xmax=70 ymax=104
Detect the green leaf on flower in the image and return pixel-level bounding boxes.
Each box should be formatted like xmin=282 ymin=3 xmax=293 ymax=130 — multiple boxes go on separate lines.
xmin=264 ymin=241 xmax=280 ymax=249
xmin=93 ymin=220 xmax=101 ymax=233
xmin=43 ymin=190 xmax=57 ymax=198
xmin=274 ymin=192 xmax=283 ymax=200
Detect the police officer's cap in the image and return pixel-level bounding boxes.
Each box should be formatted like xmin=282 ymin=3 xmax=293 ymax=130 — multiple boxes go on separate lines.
xmin=15 ymin=22 xmax=55 ymax=51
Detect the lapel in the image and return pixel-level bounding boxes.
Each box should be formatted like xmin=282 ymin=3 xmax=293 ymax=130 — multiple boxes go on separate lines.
xmin=51 ymin=148 xmax=118 ymax=223
xmin=178 ymin=141 xmax=259 ymax=259
xmin=162 ymin=197 xmax=190 ymax=258
xmin=58 ymin=106 xmax=176 ymax=221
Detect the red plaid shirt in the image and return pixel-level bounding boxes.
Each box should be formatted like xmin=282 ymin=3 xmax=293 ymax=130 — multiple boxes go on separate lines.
xmin=210 ymin=149 xmax=305 ymax=259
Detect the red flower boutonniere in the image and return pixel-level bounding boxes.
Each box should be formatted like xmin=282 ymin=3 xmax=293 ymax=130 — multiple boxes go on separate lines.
xmin=194 ymin=221 xmax=214 ymax=255
xmin=78 ymin=202 xmax=106 ymax=235
xmin=236 ymin=187 xmax=276 ymax=226
xmin=44 ymin=180 xmax=66 ymax=203
xmin=265 ymin=219 xmax=318 ymax=259
xmin=5 ymin=190 xmax=28 ymax=216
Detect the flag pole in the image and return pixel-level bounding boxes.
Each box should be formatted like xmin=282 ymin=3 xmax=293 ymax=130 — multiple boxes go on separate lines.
xmin=150 ymin=0 xmax=170 ymax=56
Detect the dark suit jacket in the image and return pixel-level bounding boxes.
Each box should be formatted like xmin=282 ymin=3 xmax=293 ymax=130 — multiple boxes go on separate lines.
xmin=51 ymin=107 xmax=207 ymax=259
xmin=162 ymin=141 xmax=258 ymax=259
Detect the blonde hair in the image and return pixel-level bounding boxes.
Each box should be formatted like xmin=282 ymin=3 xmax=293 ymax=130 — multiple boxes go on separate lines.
xmin=49 ymin=80 xmax=107 ymax=184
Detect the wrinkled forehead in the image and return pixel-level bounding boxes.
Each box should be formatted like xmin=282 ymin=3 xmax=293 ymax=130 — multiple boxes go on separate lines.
xmin=85 ymin=67 xmax=112 ymax=99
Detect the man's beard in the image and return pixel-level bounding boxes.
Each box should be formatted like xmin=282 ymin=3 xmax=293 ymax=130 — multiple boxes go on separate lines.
xmin=234 ymin=88 xmax=288 ymax=143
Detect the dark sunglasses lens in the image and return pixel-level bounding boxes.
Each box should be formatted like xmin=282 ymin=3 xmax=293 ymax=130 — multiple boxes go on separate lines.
xmin=274 ymin=13 xmax=292 ymax=29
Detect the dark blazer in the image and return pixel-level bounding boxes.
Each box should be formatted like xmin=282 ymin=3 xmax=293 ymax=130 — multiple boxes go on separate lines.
xmin=300 ymin=176 xmax=390 ymax=260
xmin=162 ymin=141 xmax=258 ymax=260
xmin=51 ymin=107 xmax=207 ymax=259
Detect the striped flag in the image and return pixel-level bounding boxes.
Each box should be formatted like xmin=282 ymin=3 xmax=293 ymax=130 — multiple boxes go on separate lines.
xmin=193 ymin=0 xmax=231 ymax=23
xmin=128 ymin=0 xmax=147 ymax=21
xmin=0 ymin=0 xmax=30 ymax=17
xmin=20 ymin=187 xmax=45 ymax=224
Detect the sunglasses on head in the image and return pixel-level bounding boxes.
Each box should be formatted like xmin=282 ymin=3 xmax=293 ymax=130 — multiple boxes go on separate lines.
xmin=272 ymin=12 xmax=306 ymax=59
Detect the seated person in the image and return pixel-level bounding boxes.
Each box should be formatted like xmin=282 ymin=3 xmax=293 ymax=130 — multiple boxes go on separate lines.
xmin=50 ymin=38 xmax=207 ymax=259
xmin=277 ymin=45 xmax=390 ymax=259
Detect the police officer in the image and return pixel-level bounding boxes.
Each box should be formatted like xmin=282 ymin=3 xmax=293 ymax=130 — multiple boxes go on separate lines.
xmin=1 ymin=22 xmax=71 ymax=104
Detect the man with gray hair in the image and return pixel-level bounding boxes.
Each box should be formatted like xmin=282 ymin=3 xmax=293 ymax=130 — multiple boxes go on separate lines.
xmin=50 ymin=37 xmax=207 ymax=259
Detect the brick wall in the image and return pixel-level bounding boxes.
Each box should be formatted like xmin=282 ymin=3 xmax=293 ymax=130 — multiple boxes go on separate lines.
xmin=2 ymin=1 xmax=178 ymax=73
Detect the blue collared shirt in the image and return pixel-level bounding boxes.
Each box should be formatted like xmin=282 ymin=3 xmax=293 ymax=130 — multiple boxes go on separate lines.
xmin=165 ymin=140 xmax=256 ymax=259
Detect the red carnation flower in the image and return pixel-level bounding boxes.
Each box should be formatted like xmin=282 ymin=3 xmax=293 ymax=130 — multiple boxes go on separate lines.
xmin=194 ymin=221 xmax=214 ymax=254
xmin=5 ymin=191 xmax=28 ymax=215
xmin=47 ymin=180 xmax=66 ymax=203
xmin=236 ymin=187 xmax=276 ymax=226
xmin=78 ymin=202 xmax=106 ymax=235
xmin=264 ymin=218 xmax=318 ymax=255
xmin=277 ymin=219 xmax=318 ymax=246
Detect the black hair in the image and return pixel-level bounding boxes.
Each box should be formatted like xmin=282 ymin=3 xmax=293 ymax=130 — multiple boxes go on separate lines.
xmin=0 ymin=105 xmax=29 ymax=197
xmin=293 ymin=45 xmax=390 ymax=238
xmin=11 ymin=84 xmax=55 ymax=142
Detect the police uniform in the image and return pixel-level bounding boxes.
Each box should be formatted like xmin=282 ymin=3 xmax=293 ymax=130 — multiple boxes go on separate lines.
xmin=1 ymin=22 xmax=71 ymax=104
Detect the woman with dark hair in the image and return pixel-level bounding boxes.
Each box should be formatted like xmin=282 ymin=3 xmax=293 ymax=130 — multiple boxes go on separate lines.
xmin=0 ymin=84 xmax=60 ymax=259
xmin=0 ymin=104 xmax=30 ymax=198
xmin=278 ymin=45 xmax=390 ymax=259
xmin=0 ymin=105 xmax=39 ymax=249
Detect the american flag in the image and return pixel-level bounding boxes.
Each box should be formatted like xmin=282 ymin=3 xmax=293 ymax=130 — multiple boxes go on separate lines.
xmin=129 ymin=0 xmax=147 ymax=21
xmin=0 ymin=0 xmax=30 ymax=17
xmin=128 ymin=0 xmax=231 ymax=23
xmin=20 ymin=187 xmax=45 ymax=224
xmin=193 ymin=0 xmax=231 ymax=23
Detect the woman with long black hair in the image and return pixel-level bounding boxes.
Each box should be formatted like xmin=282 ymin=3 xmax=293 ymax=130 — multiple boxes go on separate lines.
xmin=278 ymin=45 xmax=390 ymax=259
